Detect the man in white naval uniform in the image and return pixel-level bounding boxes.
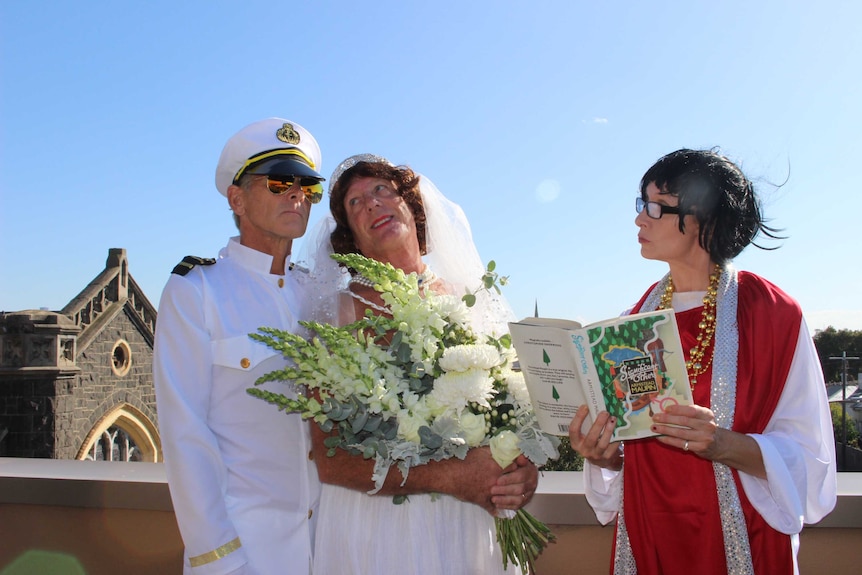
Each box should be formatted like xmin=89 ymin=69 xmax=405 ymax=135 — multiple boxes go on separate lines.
xmin=154 ymin=118 xmax=324 ymax=574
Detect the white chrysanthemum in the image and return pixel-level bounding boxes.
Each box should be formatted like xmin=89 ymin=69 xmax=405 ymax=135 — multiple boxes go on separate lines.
xmin=499 ymin=345 xmax=518 ymax=365
xmin=433 ymin=294 xmax=471 ymax=326
xmin=439 ymin=344 xmax=502 ymax=373
xmin=503 ymin=369 xmax=532 ymax=408
xmin=429 ymin=368 xmax=495 ymax=413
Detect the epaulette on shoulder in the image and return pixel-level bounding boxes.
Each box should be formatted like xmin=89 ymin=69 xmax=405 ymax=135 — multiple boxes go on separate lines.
xmin=288 ymin=262 xmax=309 ymax=274
xmin=172 ymin=255 xmax=217 ymax=276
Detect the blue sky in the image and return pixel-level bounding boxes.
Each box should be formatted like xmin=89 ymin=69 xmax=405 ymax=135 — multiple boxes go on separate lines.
xmin=2 ymin=1 xmax=861 ymax=335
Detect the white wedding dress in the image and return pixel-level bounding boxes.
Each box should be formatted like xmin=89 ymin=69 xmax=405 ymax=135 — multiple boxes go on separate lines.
xmin=314 ymin=485 xmax=513 ymax=574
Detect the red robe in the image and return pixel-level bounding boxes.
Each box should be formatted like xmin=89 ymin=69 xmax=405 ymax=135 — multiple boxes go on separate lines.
xmin=618 ymin=271 xmax=801 ymax=574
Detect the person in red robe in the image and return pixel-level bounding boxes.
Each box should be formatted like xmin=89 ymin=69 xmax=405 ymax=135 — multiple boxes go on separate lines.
xmin=569 ymin=149 xmax=837 ymax=574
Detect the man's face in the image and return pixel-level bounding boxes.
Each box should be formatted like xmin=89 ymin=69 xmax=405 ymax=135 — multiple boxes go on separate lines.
xmin=229 ymin=175 xmax=312 ymax=252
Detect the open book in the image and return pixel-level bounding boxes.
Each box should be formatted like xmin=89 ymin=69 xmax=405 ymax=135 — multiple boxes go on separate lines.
xmin=509 ymin=309 xmax=693 ymax=442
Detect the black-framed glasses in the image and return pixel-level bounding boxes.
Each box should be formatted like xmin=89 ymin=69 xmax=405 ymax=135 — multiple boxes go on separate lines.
xmin=266 ymin=176 xmax=324 ymax=204
xmin=636 ymin=197 xmax=683 ymax=220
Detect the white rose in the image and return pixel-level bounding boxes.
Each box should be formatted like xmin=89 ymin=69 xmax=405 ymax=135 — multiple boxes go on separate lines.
xmin=459 ymin=410 xmax=487 ymax=447
xmin=489 ymin=430 xmax=521 ymax=468
xmin=396 ymin=411 xmax=425 ymax=444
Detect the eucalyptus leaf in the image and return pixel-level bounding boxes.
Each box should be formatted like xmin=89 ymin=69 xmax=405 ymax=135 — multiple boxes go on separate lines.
xmin=396 ymin=342 xmax=413 ymax=363
xmin=418 ymin=426 xmax=443 ymax=450
xmin=351 ymin=405 xmax=369 ymax=434
xmin=381 ymin=420 xmax=398 ymax=440
xmin=363 ymin=415 xmax=383 ymax=433
xmin=409 ymin=362 xmax=426 ymax=378
xmin=362 ymin=445 xmax=377 ymax=459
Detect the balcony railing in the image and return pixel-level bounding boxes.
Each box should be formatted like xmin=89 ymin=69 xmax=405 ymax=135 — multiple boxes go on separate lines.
xmin=1 ymin=458 xmax=860 ymax=574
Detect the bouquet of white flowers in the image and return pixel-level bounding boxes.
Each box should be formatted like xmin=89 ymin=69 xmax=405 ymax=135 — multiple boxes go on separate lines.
xmin=248 ymin=252 xmax=560 ymax=573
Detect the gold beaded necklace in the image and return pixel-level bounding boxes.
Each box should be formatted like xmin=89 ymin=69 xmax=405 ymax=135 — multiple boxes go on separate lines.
xmin=657 ymin=264 xmax=721 ymax=389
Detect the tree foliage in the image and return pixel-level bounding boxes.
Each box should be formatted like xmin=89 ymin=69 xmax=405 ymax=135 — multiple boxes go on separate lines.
xmin=540 ymin=436 xmax=584 ymax=472
xmin=812 ymin=327 xmax=862 ymax=383
xmin=830 ymin=403 xmax=860 ymax=449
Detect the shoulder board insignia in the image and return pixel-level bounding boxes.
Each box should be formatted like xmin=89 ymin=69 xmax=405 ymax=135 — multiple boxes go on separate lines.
xmin=172 ymin=255 xmax=217 ymax=276
xmin=288 ymin=262 xmax=309 ymax=274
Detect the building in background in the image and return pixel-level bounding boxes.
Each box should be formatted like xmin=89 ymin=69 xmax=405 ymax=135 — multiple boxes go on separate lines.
xmin=0 ymin=249 xmax=160 ymax=461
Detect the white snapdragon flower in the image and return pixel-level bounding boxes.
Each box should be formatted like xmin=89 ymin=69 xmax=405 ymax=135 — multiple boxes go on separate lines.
xmin=401 ymin=391 xmax=432 ymax=419
xmin=421 ymin=334 xmax=440 ymax=359
xmin=386 ymin=391 xmax=403 ymax=413
xmin=387 ymin=292 xmax=431 ymax=328
xmin=367 ymin=380 xmax=396 ymax=414
xmin=439 ymin=344 xmax=503 ymax=372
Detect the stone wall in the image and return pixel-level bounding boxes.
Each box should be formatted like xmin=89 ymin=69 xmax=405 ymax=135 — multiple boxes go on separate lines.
xmin=0 ymin=310 xmax=79 ymax=458
xmin=64 ymin=309 xmax=157 ymax=459
xmin=0 ymin=377 xmax=59 ymax=458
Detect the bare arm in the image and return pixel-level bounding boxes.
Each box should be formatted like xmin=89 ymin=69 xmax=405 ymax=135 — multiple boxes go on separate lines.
xmin=311 ymin=423 xmax=537 ymax=514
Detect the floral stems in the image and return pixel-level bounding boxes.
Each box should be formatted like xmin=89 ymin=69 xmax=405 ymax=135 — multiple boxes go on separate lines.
xmin=496 ymin=509 xmax=555 ymax=574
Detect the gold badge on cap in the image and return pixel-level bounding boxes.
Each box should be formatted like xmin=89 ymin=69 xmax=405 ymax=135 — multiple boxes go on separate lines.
xmin=276 ymin=123 xmax=301 ymax=145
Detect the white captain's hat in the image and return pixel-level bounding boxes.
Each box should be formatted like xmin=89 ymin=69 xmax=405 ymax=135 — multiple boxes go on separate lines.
xmin=215 ymin=118 xmax=323 ymax=196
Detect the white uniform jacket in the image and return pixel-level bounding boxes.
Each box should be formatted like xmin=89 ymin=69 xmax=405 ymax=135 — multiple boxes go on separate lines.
xmin=154 ymin=237 xmax=320 ymax=575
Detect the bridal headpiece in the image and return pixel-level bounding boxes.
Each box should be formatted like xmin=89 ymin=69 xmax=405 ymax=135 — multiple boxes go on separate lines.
xmin=328 ymin=153 xmax=394 ymax=195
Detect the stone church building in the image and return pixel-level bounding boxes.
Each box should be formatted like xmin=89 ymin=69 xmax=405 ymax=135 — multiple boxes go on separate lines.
xmin=0 ymin=248 xmax=161 ymax=461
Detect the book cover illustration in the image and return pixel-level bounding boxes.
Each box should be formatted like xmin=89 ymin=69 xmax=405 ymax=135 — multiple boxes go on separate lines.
xmin=586 ymin=311 xmax=692 ymax=441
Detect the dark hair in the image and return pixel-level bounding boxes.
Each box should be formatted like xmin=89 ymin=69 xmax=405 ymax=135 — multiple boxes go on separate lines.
xmin=329 ymin=161 xmax=427 ymax=256
xmin=640 ymin=148 xmax=783 ymax=264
